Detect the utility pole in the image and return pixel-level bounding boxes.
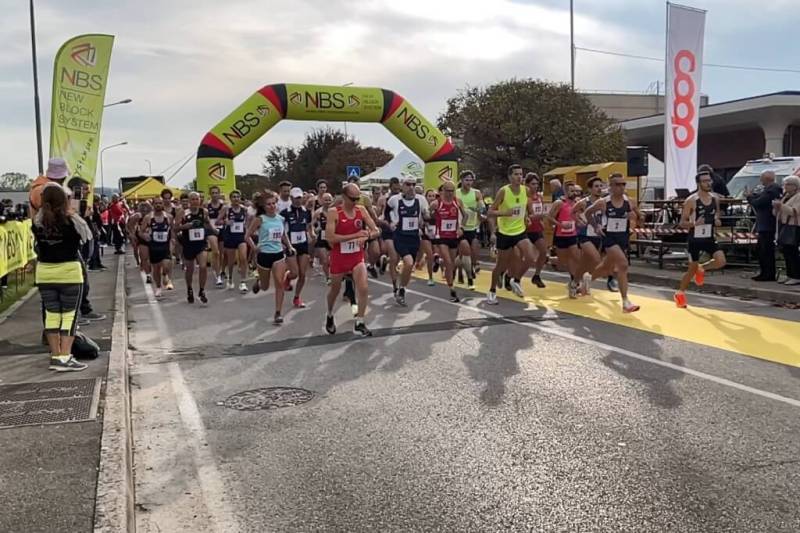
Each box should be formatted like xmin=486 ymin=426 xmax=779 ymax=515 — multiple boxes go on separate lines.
xmin=570 ymin=0 xmax=575 ymax=90
xmin=29 ymin=0 xmax=43 ymax=174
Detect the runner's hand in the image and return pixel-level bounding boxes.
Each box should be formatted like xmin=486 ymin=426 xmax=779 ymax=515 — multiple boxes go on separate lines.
xmin=490 ymin=234 xmax=497 ymax=245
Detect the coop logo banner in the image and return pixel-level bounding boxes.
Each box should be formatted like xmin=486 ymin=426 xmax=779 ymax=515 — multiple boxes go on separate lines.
xmin=285 ymin=84 xmax=383 ymax=122
xmin=664 ymin=3 xmax=705 ymax=198
xmin=49 ymin=34 xmax=114 ymax=196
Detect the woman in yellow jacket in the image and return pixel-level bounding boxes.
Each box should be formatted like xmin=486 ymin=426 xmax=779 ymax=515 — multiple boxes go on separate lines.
xmin=32 ymin=184 xmax=92 ymax=371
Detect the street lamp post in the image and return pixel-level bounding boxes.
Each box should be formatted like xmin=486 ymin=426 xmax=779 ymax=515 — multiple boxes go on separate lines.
xmin=100 ymin=142 xmax=128 ymax=195
xmin=570 ymin=0 xmax=575 ymax=89
xmin=29 ymin=0 xmax=44 ymax=174
xmin=104 ymin=98 xmax=133 ymax=108
xmin=145 ymin=159 xmax=152 ymax=175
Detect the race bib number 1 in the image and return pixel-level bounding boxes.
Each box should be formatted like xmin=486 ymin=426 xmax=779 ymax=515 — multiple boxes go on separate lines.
xmin=188 ymin=228 xmax=204 ymax=242
xmin=341 ymin=239 xmax=360 ymax=254
xmin=694 ymin=224 xmax=712 ymax=238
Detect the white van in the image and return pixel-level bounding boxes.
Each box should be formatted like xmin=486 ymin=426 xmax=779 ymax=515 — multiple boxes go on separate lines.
xmin=727 ymin=157 xmax=800 ymax=199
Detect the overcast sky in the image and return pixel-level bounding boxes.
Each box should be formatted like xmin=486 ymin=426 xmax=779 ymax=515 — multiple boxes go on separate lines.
xmin=1 ymin=0 xmax=798 ymax=188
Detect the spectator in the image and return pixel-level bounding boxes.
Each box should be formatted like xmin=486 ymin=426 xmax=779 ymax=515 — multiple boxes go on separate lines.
xmin=698 ymin=163 xmax=730 ymax=198
xmin=31 ymin=184 xmax=92 ymax=372
xmin=89 ymin=197 xmax=106 ymax=270
xmin=773 ymin=176 xmax=800 ymax=285
xmin=549 ymin=178 xmax=564 ymax=201
xmin=746 ymin=170 xmax=782 ymax=281
xmin=29 ymin=157 xmax=71 ymax=217
xmin=108 ymin=194 xmax=126 ymax=254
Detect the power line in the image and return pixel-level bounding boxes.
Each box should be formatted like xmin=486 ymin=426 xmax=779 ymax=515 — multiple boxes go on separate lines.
xmin=575 ymin=46 xmax=800 ymax=74
xmin=165 ymin=152 xmax=195 ymax=184
xmin=157 ymin=150 xmax=195 ymax=176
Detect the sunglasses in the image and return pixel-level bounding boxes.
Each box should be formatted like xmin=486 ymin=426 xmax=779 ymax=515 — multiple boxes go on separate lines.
xmin=611 ymin=182 xmax=626 ymax=187
xmin=443 ymin=188 xmax=455 ymax=193
xmin=345 ymin=195 xmax=361 ymax=202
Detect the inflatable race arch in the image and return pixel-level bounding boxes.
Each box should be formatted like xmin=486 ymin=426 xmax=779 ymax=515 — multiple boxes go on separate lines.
xmin=196 ymin=84 xmax=458 ymax=194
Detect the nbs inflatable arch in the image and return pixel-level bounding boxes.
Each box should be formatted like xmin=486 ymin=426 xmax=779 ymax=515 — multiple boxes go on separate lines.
xmin=197 ymin=84 xmax=458 ymax=194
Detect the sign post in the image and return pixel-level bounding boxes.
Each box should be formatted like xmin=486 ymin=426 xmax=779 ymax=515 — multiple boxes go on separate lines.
xmin=346 ymin=166 xmax=361 ymax=180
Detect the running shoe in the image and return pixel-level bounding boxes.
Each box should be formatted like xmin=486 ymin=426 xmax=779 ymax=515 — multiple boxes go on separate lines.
xmin=165 ymin=281 xmax=174 ymax=291
xmin=582 ymin=272 xmax=593 ymax=295
xmin=273 ymin=313 xmax=284 ymax=325
xmin=199 ymin=290 xmax=208 ymax=305
xmin=49 ymin=356 xmax=88 ymax=372
xmin=83 ymin=312 xmax=106 ymax=321
xmin=350 ymin=304 xmax=358 ymax=316
xmin=146 ymin=275 xmax=152 ymax=284
xmin=432 ymin=256 xmax=440 ymax=273
xmin=623 ymin=301 xmax=640 ymax=313
xmin=187 ymin=288 xmax=195 ymax=304
xmin=293 ymin=296 xmax=306 ymax=308
xmin=227 ymin=281 xmax=235 ymax=290
xmin=325 ymin=314 xmax=336 ymax=335
xmin=474 ymin=265 xmax=481 ymax=274
xmin=457 ymin=270 xmax=464 ymax=285
xmin=673 ymin=292 xmax=687 ymax=308
xmin=427 ymin=278 xmax=435 ymax=287
xmin=353 ymin=321 xmax=372 ymax=337
xmin=154 ymin=288 xmax=162 ymax=298
xmin=379 ymin=255 xmax=388 ymax=274
xmin=252 ymin=280 xmax=261 ymax=294
xmin=284 ymin=277 xmax=293 ymax=291
xmin=215 ymin=275 xmax=224 ymax=287
xmin=509 ymin=279 xmax=524 ymax=298
xmin=694 ymin=267 xmax=705 ymax=286
xmin=487 ymin=291 xmax=498 ymax=305
xmin=568 ymin=282 xmax=578 ymax=299
xmin=607 ymin=277 xmax=619 ymax=292
xmin=531 ymin=274 xmax=546 ymax=288
xmin=504 ymin=274 xmax=512 ymax=292
xmin=239 ymin=282 xmax=248 ymax=294
xmin=367 ymin=264 xmax=379 ymax=279
xmin=467 ymin=279 xmax=475 ymax=290
xmin=396 ymin=288 xmax=407 ymax=307
xmin=449 ymin=289 xmax=460 ymax=303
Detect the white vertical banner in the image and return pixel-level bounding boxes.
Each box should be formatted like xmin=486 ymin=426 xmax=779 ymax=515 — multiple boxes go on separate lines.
xmin=664 ymin=3 xmax=706 ymax=197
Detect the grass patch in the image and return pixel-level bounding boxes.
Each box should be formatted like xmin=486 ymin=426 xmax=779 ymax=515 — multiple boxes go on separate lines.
xmin=0 ymin=274 xmax=35 ymax=316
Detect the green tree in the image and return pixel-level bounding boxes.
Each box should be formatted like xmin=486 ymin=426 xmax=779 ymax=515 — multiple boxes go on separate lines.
xmin=438 ymin=79 xmax=624 ymax=185
xmin=316 ymin=141 xmax=393 ymax=192
xmin=0 ymin=172 xmax=32 ymax=191
xmin=262 ymin=145 xmax=298 ymax=186
xmin=235 ymin=173 xmax=272 ymax=198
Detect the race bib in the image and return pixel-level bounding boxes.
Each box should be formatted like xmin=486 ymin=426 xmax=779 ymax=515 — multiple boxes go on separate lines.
xmin=188 ymin=228 xmax=204 ymax=242
xmin=531 ymin=203 xmax=543 ymax=215
xmin=153 ymin=231 xmax=169 ymax=243
xmin=466 ymin=210 xmax=478 ymax=226
xmin=401 ymin=217 xmax=419 ymax=231
xmin=694 ymin=224 xmax=712 ymax=238
xmin=442 ymin=219 xmax=457 ymax=232
xmin=290 ymin=231 xmax=307 ymax=244
xmin=341 ymin=239 xmax=360 ymax=254
xmin=269 ymin=229 xmax=283 ymax=242
xmin=560 ymin=220 xmax=575 ymax=233
xmin=426 ymin=224 xmax=437 ymax=238
xmin=586 ymin=224 xmax=597 ymax=237
xmin=231 ymin=221 xmax=245 ymax=234
xmin=606 ymin=218 xmax=628 ymax=233
xmin=511 ymin=206 xmax=523 ymax=218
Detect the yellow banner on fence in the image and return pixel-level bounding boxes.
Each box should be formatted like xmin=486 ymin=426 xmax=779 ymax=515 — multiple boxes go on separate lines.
xmin=0 ymin=220 xmax=36 ymax=278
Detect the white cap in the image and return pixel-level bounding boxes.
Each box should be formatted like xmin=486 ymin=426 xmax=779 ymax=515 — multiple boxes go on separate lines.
xmin=290 ymin=187 xmax=303 ymax=198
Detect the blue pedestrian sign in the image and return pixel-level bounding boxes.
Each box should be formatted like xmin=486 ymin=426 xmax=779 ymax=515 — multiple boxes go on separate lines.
xmin=346 ymin=166 xmax=361 ymax=179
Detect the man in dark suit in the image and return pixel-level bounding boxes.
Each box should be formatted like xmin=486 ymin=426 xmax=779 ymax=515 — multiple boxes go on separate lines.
xmin=746 ymin=170 xmax=782 ymax=281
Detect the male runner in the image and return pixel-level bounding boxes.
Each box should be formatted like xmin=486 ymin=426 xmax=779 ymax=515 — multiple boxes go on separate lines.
xmin=247 ymin=192 xmax=292 ymax=324
xmin=311 ymin=192 xmax=333 ymax=282
xmin=456 ymin=170 xmax=484 ymax=290
xmin=574 ymin=177 xmax=605 ymax=295
xmin=281 ymin=187 xmax=312 ymax=308
xmin=176 ymin=192 xmax=213 ymax=304
xmin=548 ymin=182 xmax=581 ymax=298
xmin=140 ymin=197 xmax=173 ymax=298
xmin=276 ymin=181 xmax=293 ymax=213
xmin=416 ymin=189 xmax=438 ymax=286
xmin=524 ymin=173 xmax=549 ymax=288
xmin=430 ymin=182 xmax=466 ymax=302
xmin=674 ymin=171 xmax=726 ymax=308
xmin=388 ymin=177 xmax=429 ymax=306
xmin=206 ymin=186 xmax=226 ymax=287
xmin=218 ymin=189 xmax=250 ymax=293
xmin=487 ymin=164 xmax=539 ymax=304
xmin=584 ymin=173 xmax=642 ymax=313
xmin=376 ymin=177 xmax=402 ymax=287
xmin=325 ymin=183 xmax=379 ymax=337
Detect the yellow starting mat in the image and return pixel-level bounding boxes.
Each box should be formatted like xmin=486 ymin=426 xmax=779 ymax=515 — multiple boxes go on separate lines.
xmin=417 ymin=269 xmax=800 ymax=368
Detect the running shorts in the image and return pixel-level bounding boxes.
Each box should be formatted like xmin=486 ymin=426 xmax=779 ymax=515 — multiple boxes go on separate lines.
xmin=315 ymin=239 xmax=331 ymax=250
xmin=223 ymin=234 xmax=246 ymax=250
xmin=495 ymin=232 xmax=528 ymax=251
xmin=688 ymin=239 xmax=719 ymax=262
xmin=432 ymin=238 xmax=459 ymax=250
xmin=553 ymin=235 xmax=579 ymax=249
xmin=182 ymin=242 xmax=207 ymax=261
xmin=257 ymin=252 xmax=285 ymax=270
xmin=394 ymin=236 xmax=421 ymax=260
xmin=527 ymin=231 xmax=544 ymax=244
xmin=602 ymin=233 xmax=630 ymax=252
xmin=578 ymin=235 xmax=603 ymax=250
xmin=149 ymin=247 xmax=170 ymax=264
xmin=459 ymin=230 xmax=478 ymax=243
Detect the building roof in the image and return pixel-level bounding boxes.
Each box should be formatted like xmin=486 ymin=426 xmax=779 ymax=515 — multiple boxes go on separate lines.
xmin=621 ymin=91 xmax=800 ymax=135
xmin=544 ymin=165 xmax=583 ymax=178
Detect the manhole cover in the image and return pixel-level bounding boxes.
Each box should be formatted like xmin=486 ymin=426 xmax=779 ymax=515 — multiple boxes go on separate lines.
xmin=0 ymin=378 xmax=101 ymax=429
xmin=220 ymin=387 xmax=314 ymax=411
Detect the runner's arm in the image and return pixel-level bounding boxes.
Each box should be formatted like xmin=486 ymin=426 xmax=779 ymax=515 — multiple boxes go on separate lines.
xmin=487 ymin=188 xmax=508 ymax=217
xmin=245 ymin=217 xmax=260 ymax=250
xmin=714 ymin=197 xmax=722 ymax=227
xmin=680 ymin=197 xmax=696 ymax=229
xmin=547 ymin=199 xmax=563 ymax=227
xmin=359 ymin=205 xmax=380 ymax=239
xmin=325 ymin=207 xmax=343 ymax=244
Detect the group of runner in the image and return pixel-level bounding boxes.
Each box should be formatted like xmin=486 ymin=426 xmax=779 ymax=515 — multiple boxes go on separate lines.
xmin=121 ymin=164 xmax=725 ymax=336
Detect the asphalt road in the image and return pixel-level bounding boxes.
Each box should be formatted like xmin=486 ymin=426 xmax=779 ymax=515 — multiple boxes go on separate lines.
xmin=126 ymin=258 xmax=800 ymax=532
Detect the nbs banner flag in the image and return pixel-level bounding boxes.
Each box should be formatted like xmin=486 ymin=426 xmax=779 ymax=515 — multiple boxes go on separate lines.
xmin=49 ymin=34 xmax=115 ymax=193
xmin=664 ymin=3 xmax=706 ymax=197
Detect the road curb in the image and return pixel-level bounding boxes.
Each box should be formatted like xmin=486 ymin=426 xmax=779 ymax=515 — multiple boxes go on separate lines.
xmin=626 ymin=271 xmax=800 ymax=304
xmin=93 ymin=256 xmax=135 ymax=533
xmin=0 ymin=285 xmax=37 ymax=325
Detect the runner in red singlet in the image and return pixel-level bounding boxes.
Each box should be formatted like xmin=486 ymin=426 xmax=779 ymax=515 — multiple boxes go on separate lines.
xmin=325 ymin=184 xmax=380 ymax=337
xmin=429 ymin=183 xmax=465 ymax=302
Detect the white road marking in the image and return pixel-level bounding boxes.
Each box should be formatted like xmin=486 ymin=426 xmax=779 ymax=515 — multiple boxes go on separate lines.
xmin=371 ymin=279 xmax=800 ymax=409
xmin=139 ymin=273 xmax=242 ymax=533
